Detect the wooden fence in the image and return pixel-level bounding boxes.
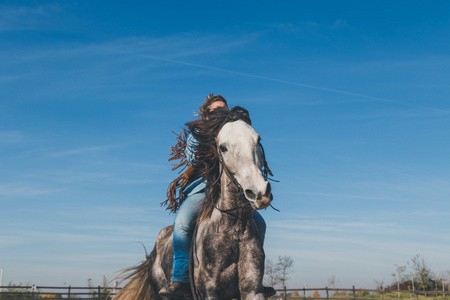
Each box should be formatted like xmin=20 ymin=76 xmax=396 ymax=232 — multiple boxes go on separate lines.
xmin=0 ymin=285 xmax=120 ymax=299
xmin=1 ymin=285 xmax=449 ymax=299
xmin=274 ymin=286 xmax=450 ymax=300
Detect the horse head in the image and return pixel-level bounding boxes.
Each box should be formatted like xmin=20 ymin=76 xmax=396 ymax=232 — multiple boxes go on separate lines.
xmin=217 ymin=119 xmax=273 ymax=210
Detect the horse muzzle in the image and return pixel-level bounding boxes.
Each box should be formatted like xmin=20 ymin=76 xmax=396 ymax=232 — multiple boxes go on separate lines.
xmin=245 ymin=182 xmax=272 ymax=210
xmin=250 ymin=194 xmax=272 ymax=210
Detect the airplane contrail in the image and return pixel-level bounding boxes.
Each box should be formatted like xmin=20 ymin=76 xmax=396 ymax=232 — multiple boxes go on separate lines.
xmin=143 ymin=55 xmax=448 ymax=114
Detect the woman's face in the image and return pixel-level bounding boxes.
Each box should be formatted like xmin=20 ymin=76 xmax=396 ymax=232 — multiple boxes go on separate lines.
xmin=209 ymin=101 xmax=227 ymax=111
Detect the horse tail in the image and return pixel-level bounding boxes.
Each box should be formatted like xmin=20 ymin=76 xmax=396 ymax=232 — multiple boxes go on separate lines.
xmin=111 ymin=251 xmax=156 ymax=300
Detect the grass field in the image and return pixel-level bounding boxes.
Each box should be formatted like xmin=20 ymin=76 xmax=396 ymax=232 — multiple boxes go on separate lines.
xmin=269 ymin=291 xmax=450 ymax=300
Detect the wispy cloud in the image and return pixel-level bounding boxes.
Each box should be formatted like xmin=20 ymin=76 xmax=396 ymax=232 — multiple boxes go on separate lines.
xmin=294 ymin=191 xmax=398 ymax=202
xmin=0 ymin=34 xmax=258 ymax=98
xmin=268 ymin=20 xmax=347 ymax=34
xmin=18 ymin=169 xmax=163 ymax=187
xmin=50 ymin=145 xmax=120 ymax=157
xmin=0 ymin=130 xmax=25 ymax=144
xmin=135 ymin=55 xmax=450 ymax=114
xmin=0 ymin=235 xmax=29 ymax=248
xmin=266 ymin=216 xmax=450 ymax=270
xmin=0 ymin=75 xmax=24 ymax=82
xmin=0 ymin=184 xmax=59 ymax=197
xmin=3 ymin=33 xmax=255 ymax=65
xmin=2 ymin=23 xmax=447 ymax=115
xmin=96 ymin=34 xmax=259 ymax=59
xmin=0 ymin=4 xmax=62 ymax=32
xmin=270 ymin=218 xmax=399 ymax=237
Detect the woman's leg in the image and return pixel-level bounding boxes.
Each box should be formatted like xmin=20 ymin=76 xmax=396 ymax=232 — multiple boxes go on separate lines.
xmin=172 ymin=191 xmax=204 ymax=282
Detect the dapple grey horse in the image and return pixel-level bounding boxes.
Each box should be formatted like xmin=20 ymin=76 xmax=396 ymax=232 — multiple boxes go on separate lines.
xmin=113 ymin=109 xmax=273 ymax=300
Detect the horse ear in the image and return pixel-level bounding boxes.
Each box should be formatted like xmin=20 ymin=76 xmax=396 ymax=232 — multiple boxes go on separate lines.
xmin=230 ymin=106 xmax=251 ymax=125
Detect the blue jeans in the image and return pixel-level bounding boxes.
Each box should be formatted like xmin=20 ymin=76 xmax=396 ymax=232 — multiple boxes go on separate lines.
xmin=172 ymin=186 xmax=267 ymax=283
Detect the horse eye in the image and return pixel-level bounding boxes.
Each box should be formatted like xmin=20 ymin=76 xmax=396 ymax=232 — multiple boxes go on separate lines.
xmin=219 ymin=145 xmax=228 ymax=153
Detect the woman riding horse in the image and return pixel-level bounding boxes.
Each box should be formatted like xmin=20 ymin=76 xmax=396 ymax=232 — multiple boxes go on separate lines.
xmin=159 ymin=94 xmax=275 ymax=298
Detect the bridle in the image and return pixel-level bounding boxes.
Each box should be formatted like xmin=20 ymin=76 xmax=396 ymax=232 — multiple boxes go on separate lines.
xmin=209 ymin=150 xmax=246 ymax=214
xmin=210 ymin=140 xmax=279 ymax=214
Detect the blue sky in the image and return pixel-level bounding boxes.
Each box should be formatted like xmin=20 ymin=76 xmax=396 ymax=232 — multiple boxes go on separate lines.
xmin=1 ymin=0 xmax=449 ymax=289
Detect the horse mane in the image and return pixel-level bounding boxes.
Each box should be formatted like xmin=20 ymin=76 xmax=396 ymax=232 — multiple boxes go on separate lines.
xmin=162 ymin=106 xmax=273 ymax=220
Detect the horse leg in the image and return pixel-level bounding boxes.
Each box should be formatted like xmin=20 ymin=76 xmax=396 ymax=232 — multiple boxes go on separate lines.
xmin=237 ymin=272 xmax=265 ymax=300
xmin=238 ymin=237 xmax=266 ymax=300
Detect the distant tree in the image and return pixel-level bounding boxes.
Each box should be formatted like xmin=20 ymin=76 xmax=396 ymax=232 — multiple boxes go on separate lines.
xmin=328 ymin=275 xmax=340 ymax=288
xmin=408 ymin=254 xmax=434 ymax=290
xmin=85 ymin=276 xmax=112 ymax=300
xmin=0 ymin=282 xmax=34 ymax=299
xmin=385 ymin=254 xmax=442 ymax=292
xmin=87 ymin=278 xmax=95 ymax=298
xmin=276 ymin=256 xmax=294 ymax=288
xmin=100 ymin=275 xmax=111 ymax=300
xmin=328 ymin=275 xmax=340 ymax=295
xmin=373 ymin=279 xmax=384 ymax=290
xmin=102 ymin=276 xmax=110 ymax=299
xmin=392 ymin=264 xmax=406 ymax=291
xmin=264 ymin=258 xmax=281 ymax=287
xmin=312 ymin=290 xmax=320 ymax=298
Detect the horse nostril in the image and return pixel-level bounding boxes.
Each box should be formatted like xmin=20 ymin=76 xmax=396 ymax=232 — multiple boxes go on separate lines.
xmin=265 ymin=182 xmax=272 ymax=197
xmin=245 ymin=189 xmax=256 ymax=200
